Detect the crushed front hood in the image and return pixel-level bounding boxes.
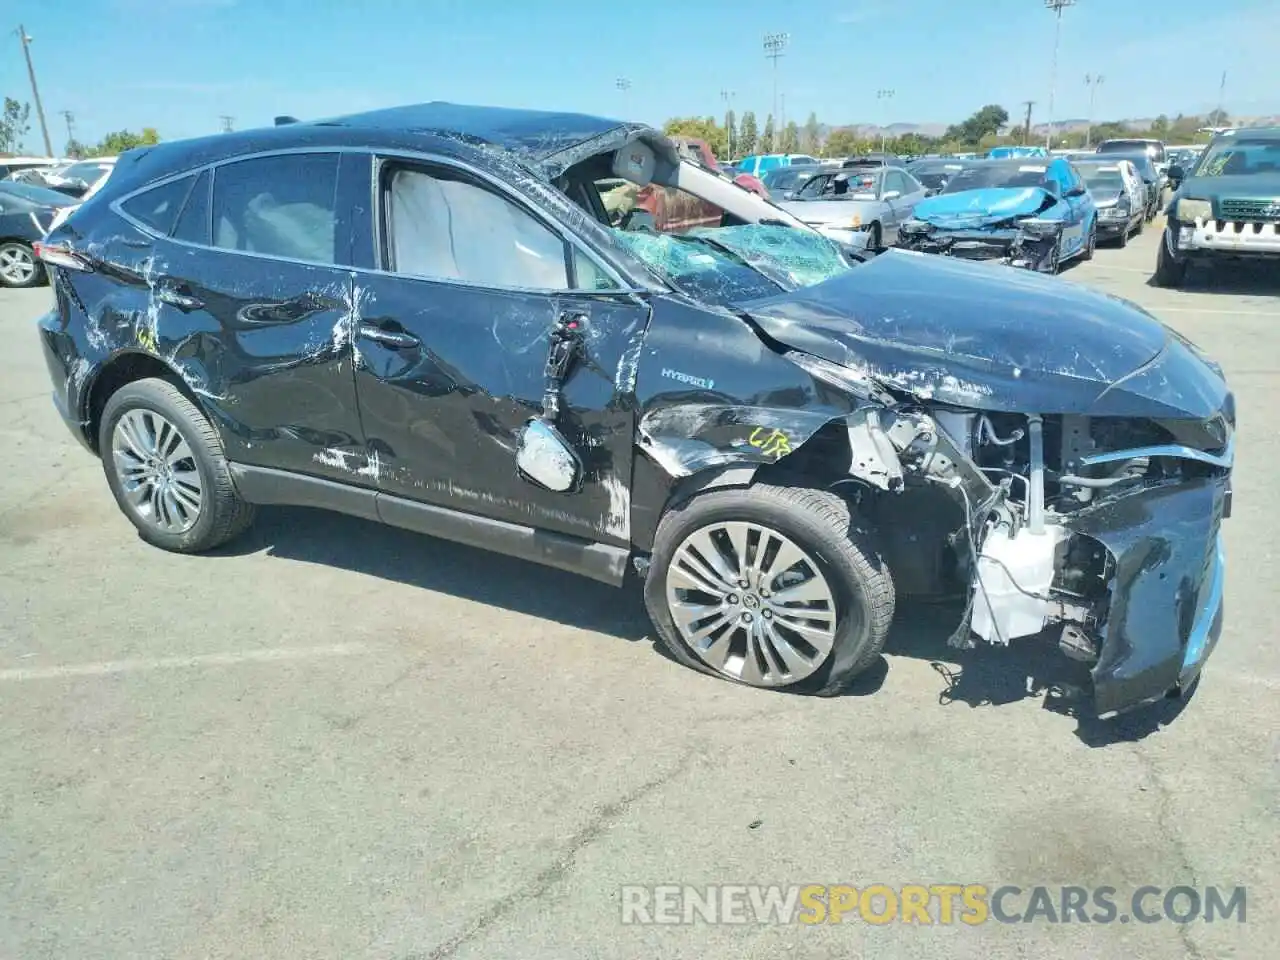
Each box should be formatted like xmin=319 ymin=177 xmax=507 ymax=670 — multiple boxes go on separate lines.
xmin=912 ymin=186 xmax=1054 ymax=230
xmin=742 ymin=250 xmax=1227 ymax=417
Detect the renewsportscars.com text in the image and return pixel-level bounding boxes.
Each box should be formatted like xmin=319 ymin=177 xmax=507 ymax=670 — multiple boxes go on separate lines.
xmin=620 ymin=884 xmax=1247 ymax=925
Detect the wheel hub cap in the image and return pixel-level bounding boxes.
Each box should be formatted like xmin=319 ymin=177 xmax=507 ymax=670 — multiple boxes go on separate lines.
xmin=111 ymin=409 xmax=204 ymax=533
xmin=664 ymin=521 xmax=838 ymax=687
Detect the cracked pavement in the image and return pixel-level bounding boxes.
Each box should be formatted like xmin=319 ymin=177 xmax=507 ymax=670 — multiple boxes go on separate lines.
xmin=1 ymin=225 xmax=1277 ymax=958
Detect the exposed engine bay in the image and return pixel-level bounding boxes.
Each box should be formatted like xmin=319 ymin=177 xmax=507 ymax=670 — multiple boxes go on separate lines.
xmin=848 ymin=401 xmax=1232 ymax=713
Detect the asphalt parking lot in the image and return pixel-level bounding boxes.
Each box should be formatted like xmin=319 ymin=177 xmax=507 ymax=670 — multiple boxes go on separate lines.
xmin=1 ymin=223 xmax=1276 ymax=959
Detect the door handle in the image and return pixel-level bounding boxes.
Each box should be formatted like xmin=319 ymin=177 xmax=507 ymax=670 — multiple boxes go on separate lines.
xmin=358 ymin=323 xmax=420 ymax=349
xmin=155 ymin=285 xmax=203 ymax=311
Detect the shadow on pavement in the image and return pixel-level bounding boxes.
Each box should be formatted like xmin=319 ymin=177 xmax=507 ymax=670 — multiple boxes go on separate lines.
xmin=1145 ymin=260 xmax=1280 ymax=295
xmin=218 ymin=505 xmax=653 ymax=642
xmin=883 ymin=600 xmax=1191 ymax=746
xmin=215 ymin=506 xmax=1189 ymax=744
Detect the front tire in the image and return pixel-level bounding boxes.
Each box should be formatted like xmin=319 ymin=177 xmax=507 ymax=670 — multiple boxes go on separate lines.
xmin=1081 ymin=222 xmax=1097 ymax=261
xmin=1153 ymin=232 xmax=1189 ymax=288
xmin=866 ymin=222 xmax=883 ymax=252
xmin=0 ymin=241 xmax=42 ymax=288
xmin=645 ymin=484 xmax=895 ymax=695
xmin=99 ymin=377 xmax=255 ymax=552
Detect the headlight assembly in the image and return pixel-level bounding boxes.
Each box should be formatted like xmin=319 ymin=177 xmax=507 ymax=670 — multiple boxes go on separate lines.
xmin=1175 ymin=198 xmax=1213 ymax=222
xmin=1017 ymin=219 xmax=1063 ymax=239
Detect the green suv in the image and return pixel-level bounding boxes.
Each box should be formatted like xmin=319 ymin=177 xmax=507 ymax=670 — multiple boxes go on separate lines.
xmin=1156 ymin=127 xmax=1280 ymax=287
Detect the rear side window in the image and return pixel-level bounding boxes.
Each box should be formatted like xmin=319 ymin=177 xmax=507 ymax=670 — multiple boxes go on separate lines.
xmin=121 ymin=176 xmax=194 ymax=235
xmin=210 ymin=153 xmax=340 ymax=264
xmin=172 ymin=170 xmax=211 ymax=245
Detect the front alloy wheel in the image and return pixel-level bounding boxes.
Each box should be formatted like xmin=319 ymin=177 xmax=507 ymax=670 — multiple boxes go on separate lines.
xmin=111 ymin=409 xmax=204 ymax=533
xmin=664 ymin=520 xmax=838 ymax=686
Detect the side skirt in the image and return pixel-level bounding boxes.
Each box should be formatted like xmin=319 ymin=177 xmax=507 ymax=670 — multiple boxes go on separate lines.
xmin=229 ymin=463 xmax=630 ymax=587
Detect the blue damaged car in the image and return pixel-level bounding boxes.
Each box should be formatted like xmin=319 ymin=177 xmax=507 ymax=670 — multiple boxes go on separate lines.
xmin=897 ymin=157 xmax=1098 ymax=273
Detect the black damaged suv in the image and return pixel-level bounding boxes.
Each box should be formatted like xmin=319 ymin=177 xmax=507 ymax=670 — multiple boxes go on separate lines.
xmin=37 ymin=103 xmax=1234 ymax=716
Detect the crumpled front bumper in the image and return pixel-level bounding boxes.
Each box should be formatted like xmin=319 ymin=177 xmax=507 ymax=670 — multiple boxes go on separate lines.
xmin=1066 ymin=475 xmax=1230 ymax=716
xmin=898 ymin=226 xmax=1058 ymax=272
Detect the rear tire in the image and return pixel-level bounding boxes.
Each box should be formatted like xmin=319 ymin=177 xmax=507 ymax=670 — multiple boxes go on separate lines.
xmin=1116 ymin=222 xmax=1130 ymax=248
xmin=99 ymin=377 xmax=256 ymax=553
xmin=645 ymin=483 xmax=895 ymax=696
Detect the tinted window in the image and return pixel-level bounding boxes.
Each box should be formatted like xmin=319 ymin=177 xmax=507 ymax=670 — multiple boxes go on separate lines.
xmin=211 ymin=154 xmax=340 ymax=264
xmin=0 ymin=182 xmax=72 ymax=207
xmin=387 ymin=167 xmax=569 ymax=289
xmin=122 ymin=176 xmax=194 ymax=234
xmin=942 ymin=162 xmax=1050 ymax=193
xmin=172 ymin=170 xmax=211 ymax=245
xmin=61 ymin=161 xmax=113 ymax=183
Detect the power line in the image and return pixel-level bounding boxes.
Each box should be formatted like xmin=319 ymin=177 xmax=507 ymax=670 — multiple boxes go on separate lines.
xmin=14 ymin=25 xmax=54 ymax=156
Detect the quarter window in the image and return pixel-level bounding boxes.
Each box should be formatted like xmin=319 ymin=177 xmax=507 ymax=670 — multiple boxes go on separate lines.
xmin=121 ymin=176 xmax=194 ymax=235
xmin=172 ymin=170 xmax=211 ymax=245
xmin=386 ymin=167 xmax=570 ymax=289
xmin=210 ymin=153 xmax=340 ymax=264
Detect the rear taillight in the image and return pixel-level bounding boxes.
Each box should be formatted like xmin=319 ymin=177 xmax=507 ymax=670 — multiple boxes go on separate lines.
xmin=33 ymin=241 xmax=91 ymax=272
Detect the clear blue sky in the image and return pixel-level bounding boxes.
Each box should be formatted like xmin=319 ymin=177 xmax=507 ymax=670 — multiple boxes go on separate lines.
xmin=4 ymin=0 xmax=1277 ymax=151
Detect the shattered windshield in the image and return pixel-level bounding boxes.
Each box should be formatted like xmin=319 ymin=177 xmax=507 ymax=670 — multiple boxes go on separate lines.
xmin=610 ymin=224 xmax=852 ymax=307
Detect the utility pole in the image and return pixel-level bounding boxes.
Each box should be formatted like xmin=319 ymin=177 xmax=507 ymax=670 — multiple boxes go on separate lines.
xmin=1022 ymin=101 xmax=1035 ymax=145
xmin=763 ymin=32 xmax=789 ymax=145
xmin=1084 ymin=74 xmax=1104 ymax=148
xmin=877 ymin=89 xmax=895 ymax=153
xmin=59 ymin=110 xmax=75 ymax=152
xmin=219 ymin=115 xmax=234 ymax=133
xmin=614 ymin=78 xmax=631 ymax=120
xmin=1043 ymin=0 xmax=1077 ymax=150
xmin=14 ymin=25 xmax=54 ymax=156
xmin=1215 ymin=70 xmax=1227 ymax=125
xmin=720 ymin=89 xmax=736 ymax=159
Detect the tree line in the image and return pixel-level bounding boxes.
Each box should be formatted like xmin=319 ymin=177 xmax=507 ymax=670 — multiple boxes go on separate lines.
xmin=1 ymin=97 xmax=161 ymax=158
xmin=666 ymin=103 xmax=1230 ymax=161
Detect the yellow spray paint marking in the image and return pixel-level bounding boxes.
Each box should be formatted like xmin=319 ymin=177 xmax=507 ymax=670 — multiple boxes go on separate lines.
xmin=137 ymin=326 xmax=157 ymax=352
xmin=748 ymin=427 xmax=792 ymax=460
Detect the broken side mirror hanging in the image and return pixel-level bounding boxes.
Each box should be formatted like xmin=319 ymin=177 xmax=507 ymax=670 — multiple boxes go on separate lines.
xmin=515 ymin=313 xmax=586 ymax=494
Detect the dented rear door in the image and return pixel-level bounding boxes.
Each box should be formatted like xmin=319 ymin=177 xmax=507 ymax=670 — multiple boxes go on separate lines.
xmin=116 ymin=151 xmax=367 ymax=481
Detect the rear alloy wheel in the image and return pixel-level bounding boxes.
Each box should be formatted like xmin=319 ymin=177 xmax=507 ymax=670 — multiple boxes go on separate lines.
xmin=100 ymin=377 xmax=255 ymax=552
xmin=646 ymin=484 xmax=894 ymax=695
xmin=1116 ymin=221 xmax=1130 ymax=248
xmin=0 ymin=241 xmax=41 ymax=288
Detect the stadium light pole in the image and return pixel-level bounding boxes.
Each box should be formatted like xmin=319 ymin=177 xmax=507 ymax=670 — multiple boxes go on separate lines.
xmin=721 ymin=89 xmax=736 ymax=158
xmin=763 ymin=32 xmax=790 ymax=135
xmin=1043 ymin=0 xmax=1077 ymax=150
xmin=14 ymin=26 xmax=54 ymax=156
xmin=1084 ymin=73 xmax=1104 ymax=148
xmin=877 ymin=89 xmax=895 ymax=153
xmin=615 ymin=77 xmax=632 ymax=119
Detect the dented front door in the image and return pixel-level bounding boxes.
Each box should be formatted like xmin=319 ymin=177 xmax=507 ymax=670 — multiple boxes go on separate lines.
xmin=351 ymin=278 xmax=648 ymax=546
